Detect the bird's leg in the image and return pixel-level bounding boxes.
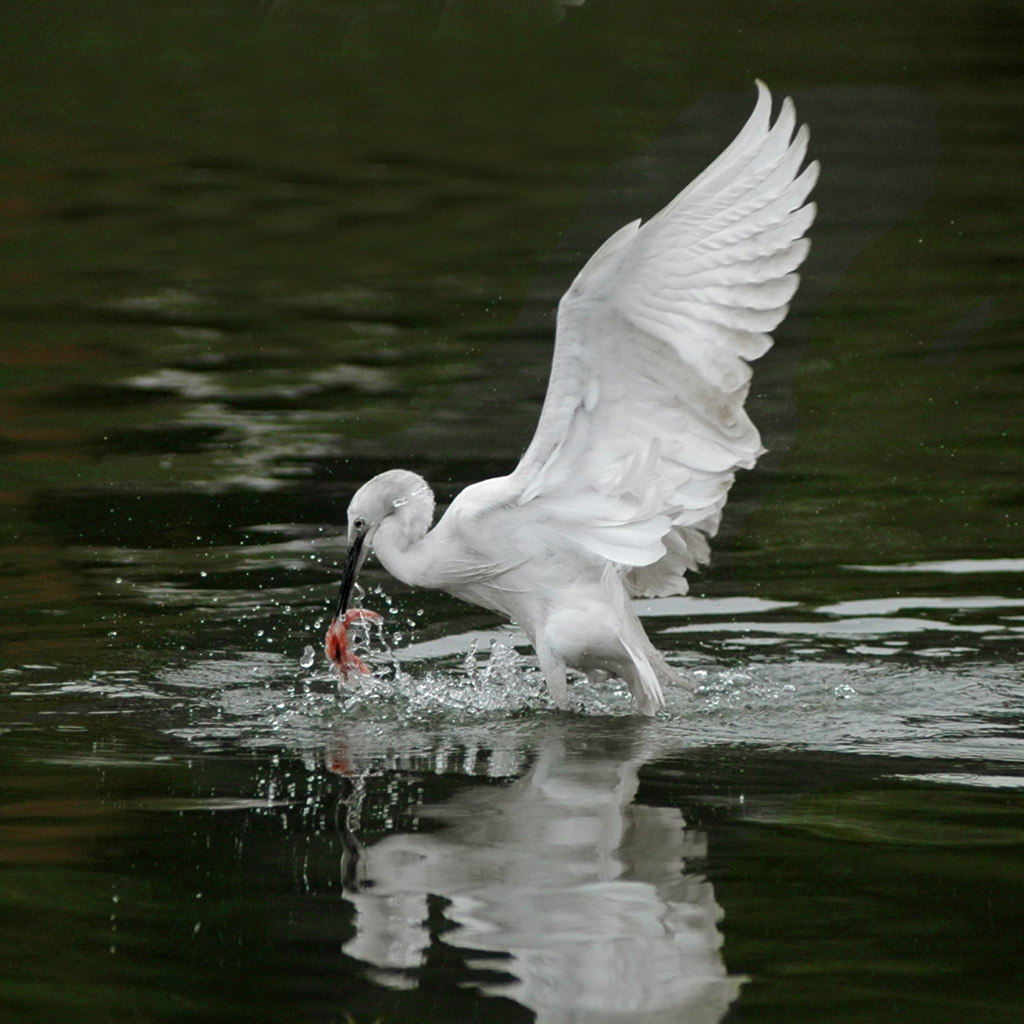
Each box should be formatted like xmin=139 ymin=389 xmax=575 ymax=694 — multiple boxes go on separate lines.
xmin=537 ymin=645 xmax=571 ymax=711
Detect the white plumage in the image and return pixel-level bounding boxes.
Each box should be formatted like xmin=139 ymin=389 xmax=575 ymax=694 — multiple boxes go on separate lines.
xmin=330 ymin=82 xmax=818 ymax=714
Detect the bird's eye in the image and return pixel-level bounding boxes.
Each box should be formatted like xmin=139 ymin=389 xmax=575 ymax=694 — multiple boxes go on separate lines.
xmin=353 ymin=517 xmax=366 ymax=532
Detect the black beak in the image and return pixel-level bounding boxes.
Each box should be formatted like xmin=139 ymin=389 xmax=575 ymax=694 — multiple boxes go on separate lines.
xmin=332 ymin=530 xmax=366 ymax=621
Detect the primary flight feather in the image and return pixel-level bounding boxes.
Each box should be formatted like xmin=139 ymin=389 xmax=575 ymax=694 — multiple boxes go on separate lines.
xmin=327 ymin=81 xmax=818 ymax=714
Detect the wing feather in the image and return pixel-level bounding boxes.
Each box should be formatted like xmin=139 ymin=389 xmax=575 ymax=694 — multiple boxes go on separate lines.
xmin=506 ymin=82 xmax=818 ymax=596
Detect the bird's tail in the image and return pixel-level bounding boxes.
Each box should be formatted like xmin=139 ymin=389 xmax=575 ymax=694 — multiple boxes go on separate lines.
xmin=606 ymin=562 xmax=693 ymax=714
xmin=646 ymin=641 xmax=696 ymax=692
xmin=620 ymin=638 xmax=666 ymax=716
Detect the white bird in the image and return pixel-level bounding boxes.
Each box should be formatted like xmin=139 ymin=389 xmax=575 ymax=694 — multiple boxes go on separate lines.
xmin=328 ymin=81 xmax=818 ymax=715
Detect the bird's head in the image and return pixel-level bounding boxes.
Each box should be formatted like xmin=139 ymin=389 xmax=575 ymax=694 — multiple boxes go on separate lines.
xmin=333 ymin=469 xmax=434 ymax=617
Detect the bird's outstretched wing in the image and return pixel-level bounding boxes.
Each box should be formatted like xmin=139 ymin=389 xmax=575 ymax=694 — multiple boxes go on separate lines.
xmin=506 ymin=81 xmax=818 ymax=596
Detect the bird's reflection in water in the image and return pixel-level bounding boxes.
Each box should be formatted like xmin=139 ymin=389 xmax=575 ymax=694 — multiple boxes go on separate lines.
xmin=332 ymin=720 xmax=742 ymax=1023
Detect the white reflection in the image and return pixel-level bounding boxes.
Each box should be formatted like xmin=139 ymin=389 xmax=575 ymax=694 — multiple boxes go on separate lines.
xmin=339 ymin=723 xmax=741 ymax=1022
xmin=890 ymin=772 xmax=1024 ymax=789
xmin=848 ymin=558 xmax=1024 ymax=574
xmin=817 ymin=595 xmax=1024 ymax=617
xmin=665 ymin=616 xmax=1001 ymax=636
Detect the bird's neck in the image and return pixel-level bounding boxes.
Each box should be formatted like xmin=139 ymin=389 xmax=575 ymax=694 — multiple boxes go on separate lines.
xmin=371 ymin=517 xmax=435 ymax=589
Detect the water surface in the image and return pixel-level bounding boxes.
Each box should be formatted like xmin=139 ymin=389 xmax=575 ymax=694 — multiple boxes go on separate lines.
xmin=2 ymin=3 xmax=1023 ymax=1022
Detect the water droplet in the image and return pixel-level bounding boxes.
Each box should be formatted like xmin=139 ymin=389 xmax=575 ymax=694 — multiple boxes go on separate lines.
xmin=299 ymin=646 xmax=315 ymax=669
xmin=256 ymin=629 xmax=265 ymax=638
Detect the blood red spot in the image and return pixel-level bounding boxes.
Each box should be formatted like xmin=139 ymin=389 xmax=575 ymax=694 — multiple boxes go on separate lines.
xmin=324 ymin=608 xmax=383 ymax=677
xmin=325 ymin=627 xmax=343 ymax=664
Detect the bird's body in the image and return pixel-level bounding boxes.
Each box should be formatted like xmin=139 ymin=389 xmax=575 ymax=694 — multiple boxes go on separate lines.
xmin=329 ymin=83 xmax=818 ymax=714
xmin=355 ymin=469 xmax=677 ymax=712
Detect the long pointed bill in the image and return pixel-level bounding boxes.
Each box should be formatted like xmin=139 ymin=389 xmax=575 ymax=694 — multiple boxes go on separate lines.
xmin=332 ymin=531 xmax=366 ymax=621
xmin=325 ymin=529 xmax=381 ymax=677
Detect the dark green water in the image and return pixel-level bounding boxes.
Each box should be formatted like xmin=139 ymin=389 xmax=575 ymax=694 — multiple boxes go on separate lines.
xmin=2 ymin=3 xmax=1023 ymax=1022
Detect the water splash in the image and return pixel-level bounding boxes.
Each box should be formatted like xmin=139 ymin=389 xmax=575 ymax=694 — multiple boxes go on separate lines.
xmin=337 ymin=639 xmax=550 ymax=719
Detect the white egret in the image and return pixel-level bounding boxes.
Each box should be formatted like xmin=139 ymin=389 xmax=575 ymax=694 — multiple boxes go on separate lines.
xmin=327 ymin=81 xmax=818 ymax=714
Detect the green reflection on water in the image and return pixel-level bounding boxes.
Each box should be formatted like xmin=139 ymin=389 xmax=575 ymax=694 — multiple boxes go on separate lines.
xmin=777 ymin=785 xmax=1024 ymax=846
xmin=0 ymin=749 xmax=303 ymax=1024
xmin=721 ymin=781 xmax=1024 ymax=1023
